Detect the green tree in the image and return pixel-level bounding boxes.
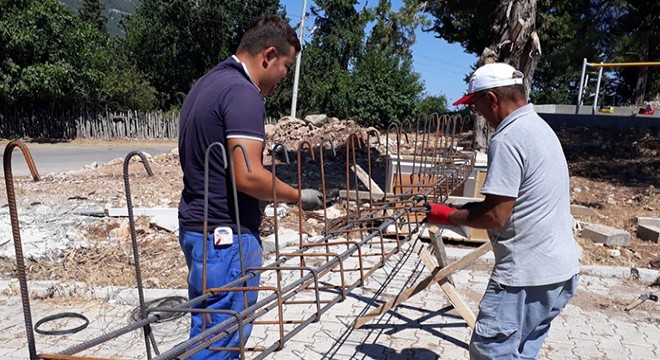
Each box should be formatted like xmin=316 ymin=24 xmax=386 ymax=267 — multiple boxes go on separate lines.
xmin=425 ymin=0 xmax=541 ymax=93
xmin=524 ymin=0 xmax=659 ymax=106
xmin=295 ymin=0 xmax=368 ymax=119
xmin=365 ymin=0 xmax=425 ymax=56
xmin=352 ymin=52 xmax=423 ymax=127
xmin=0 ymin=0 xmax=155 ymax=111
xmin=79 ymin=0 xmax=107 ymax=32
xmin=121 ymin=0 xmax=280 ymax=109
xmin=531 ymin=0 xmax=607 ymax=105
xmin=416 ymin=94 xmax=449 ymax=115
xmin=608 ymin=0 xmax=660 ymax=105
xmin=351 ymin=0 xmax=425 ymax=127
xmin=423 ymin=0 xmax=658 ymax=106
xmin=425 ymin=0 xmax=540 ymax=149
xmin=294 ymin=0 xmax=427 ymax=125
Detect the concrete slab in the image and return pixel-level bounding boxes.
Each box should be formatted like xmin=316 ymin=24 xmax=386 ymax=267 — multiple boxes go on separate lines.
xmin=581 ymin=224 xmax=631 ymax=246
xmin=150 ymin=214 xmax=179 ymax=232
xmin=580 ymin=265 xmax=660 ymax=284
xmin=535 ymin=104 xmax=660 ymax=128
xmin=105 ymin=207 xmax=178 ymax=217
xmin=570 ymin=205 xmax=603 ymax=217
xmin=535 ymin=104 xmax=660 ymax=117
xmin=637 ymin=224 xmax=660 ymax=243
xmin=637 ymin=216 xmax=660 ymax=228
xmin=106 ymin=207 xmax=179 ymax=232
xmin=261 ymin=228 xmax=307 ymax=250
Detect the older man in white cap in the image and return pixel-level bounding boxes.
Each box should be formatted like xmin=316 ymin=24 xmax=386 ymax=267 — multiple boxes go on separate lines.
xmin=425 ymin=63 xmax=581 ymax=359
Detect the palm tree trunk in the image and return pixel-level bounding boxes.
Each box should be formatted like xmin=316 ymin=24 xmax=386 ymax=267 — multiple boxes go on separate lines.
xmin=473 ymin=0 xmax=541 ymax=150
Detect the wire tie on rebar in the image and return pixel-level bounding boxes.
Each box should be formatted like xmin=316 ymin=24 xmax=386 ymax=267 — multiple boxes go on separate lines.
xmin=34 ymin=312 xmax=89 ymax=336
xmin=133 ymin=296 xmax=188 ymax=324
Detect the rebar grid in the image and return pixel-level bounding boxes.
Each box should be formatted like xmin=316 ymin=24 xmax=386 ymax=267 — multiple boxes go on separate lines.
xmin=4 ymin=115 xmax=475 ymax=360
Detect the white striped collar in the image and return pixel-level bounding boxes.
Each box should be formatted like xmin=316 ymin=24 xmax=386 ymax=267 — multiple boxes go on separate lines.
xmin=231 ymin=55 xmax=261 ymax=92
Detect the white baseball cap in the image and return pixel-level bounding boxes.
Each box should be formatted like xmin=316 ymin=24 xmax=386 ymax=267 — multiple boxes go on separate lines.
xmin=453 ymin=63 xmax=524 ymax=106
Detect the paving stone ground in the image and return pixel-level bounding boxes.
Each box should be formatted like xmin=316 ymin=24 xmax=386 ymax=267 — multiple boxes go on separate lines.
xmin=1 ymin=240 xmax=658 ymax=359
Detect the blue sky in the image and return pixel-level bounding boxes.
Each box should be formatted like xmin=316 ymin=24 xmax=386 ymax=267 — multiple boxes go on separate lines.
xmin=280 ymin=0 xmax=478 ymax=108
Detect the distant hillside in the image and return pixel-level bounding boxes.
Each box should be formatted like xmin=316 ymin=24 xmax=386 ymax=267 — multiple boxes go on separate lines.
xmin=60 ymin=0 xmax=140 ymax=36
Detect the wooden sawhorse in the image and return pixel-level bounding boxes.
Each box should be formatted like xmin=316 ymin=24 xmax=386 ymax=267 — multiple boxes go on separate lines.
xmin=353 ymin=226 xmax=492 ymax=329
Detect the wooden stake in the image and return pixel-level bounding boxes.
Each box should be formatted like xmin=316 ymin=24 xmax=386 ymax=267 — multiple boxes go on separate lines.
xmin=354 ymin=240 xmax=491 ymax=329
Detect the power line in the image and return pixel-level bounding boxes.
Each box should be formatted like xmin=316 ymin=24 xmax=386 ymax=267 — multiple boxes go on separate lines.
xmin=413 ymin=52 xmax=468 ymax=70
xmin=412 ymin=60 xmax=466 ymax=76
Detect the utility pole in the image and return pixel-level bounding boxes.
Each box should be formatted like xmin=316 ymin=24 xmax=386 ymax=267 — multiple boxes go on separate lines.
xmin=290 ymin=0 xmax=307 ymax=119
xmin=576 ymin=58 xmax=587 ymax=114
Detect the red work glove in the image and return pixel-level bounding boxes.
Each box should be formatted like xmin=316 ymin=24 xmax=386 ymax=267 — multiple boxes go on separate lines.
xmin=426 ymin=202 xmax=456 ymax=225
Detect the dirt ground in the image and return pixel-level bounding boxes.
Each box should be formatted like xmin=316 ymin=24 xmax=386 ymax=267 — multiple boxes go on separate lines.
xmin=0 ymin=122 xmax=658 ymax=291
xmin=556 ymin=125 xmax=659 ymax=269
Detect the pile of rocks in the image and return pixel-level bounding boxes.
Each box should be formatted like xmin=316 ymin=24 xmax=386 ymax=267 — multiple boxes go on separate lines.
xmin=264 ymin=115 xmax=381 ymax=156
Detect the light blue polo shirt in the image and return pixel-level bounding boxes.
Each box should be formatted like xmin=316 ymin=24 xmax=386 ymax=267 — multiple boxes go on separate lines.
xmin=481 ymin=104 xmax=582 ymax=287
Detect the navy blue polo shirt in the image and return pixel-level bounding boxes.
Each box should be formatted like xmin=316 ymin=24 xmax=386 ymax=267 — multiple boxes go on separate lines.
xmin=178 ymin=56 xmax=266 ymax=234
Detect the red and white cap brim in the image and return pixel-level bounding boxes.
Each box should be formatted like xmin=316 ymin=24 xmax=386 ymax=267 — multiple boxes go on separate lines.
xmin=453 ymin=64 xmax=524 ymax=106
xmin=452 ymin=92 xmax=481 ymax=106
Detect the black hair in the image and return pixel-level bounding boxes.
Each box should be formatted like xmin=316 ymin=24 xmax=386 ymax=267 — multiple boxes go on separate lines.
xmin=237 ymin=16 xmax=301 ymax=56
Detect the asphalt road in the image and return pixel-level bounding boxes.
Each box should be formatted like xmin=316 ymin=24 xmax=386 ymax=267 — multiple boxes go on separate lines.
xmin=1 ymin=142 xmax=176 ymax=177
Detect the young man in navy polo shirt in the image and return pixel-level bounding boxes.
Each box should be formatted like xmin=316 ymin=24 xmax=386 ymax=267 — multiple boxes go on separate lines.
xmin=178 ymin=16 xmax=324 ymax=359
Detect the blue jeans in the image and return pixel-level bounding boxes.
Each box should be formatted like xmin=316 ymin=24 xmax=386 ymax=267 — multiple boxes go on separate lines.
xmin=469 ymin=274 xmax=578 ymax=360
xmin=179 ymin=229 xmax=262 ymax=360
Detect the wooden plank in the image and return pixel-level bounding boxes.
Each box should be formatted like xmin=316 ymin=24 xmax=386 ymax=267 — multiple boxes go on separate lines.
xmin=474 ymin=171 xmax=487 ymax=199
xmin=429 ymin=230 xmax=454 ymax=285
xmin=439 ymin=278 xmax=477 ymax=328
xmin=351 ymin=164 xmax=385 ymax=195
xmin=430 ymin=230 xmax=476 ymax=328
xmin=354 ymin=240 xmax=491 ymax=329
xmin=400 ymin=230 xmax=476 ymax=328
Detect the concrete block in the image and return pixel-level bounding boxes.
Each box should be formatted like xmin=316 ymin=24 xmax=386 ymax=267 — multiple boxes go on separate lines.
xmin=150 ymin=214 xmax=178 ymax=232
xmin=636 ymin=216 xmax=660 ymax=227
xmin=338 ymin=190 xmax=389 ymax=201
xmin=261 ymin=238 xmax=276 ymax=253
xmin=261 ymin=228 xmax=307 ymax=249
xmin=105 ymin=207 xmax=178 ymax=217
xmin=105 ymin=207 xmax=178 ymax=232
xmin=264 ymin=203 xmax=288 ymax=218
xmin=637 ymin=224 xmax=660 ymax=243
xmin=581 ymin=224 xmax=630 ymax=246
xmin=570 ymin=205 xmax=602 ymax=217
